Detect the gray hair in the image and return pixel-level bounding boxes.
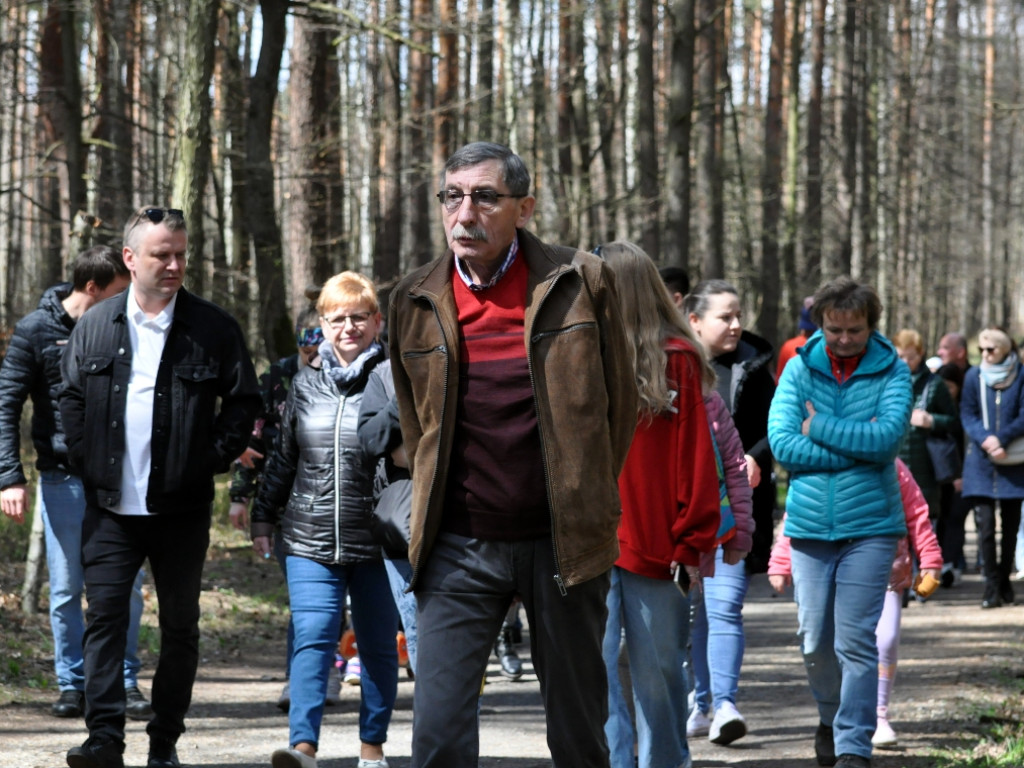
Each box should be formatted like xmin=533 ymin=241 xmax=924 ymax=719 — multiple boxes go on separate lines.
xmin=441 ymin=142 xmax=531 ymax=196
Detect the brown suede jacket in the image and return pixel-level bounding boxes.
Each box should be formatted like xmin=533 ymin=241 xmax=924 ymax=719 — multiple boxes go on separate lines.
xmin=388 ymin=228 xmax=638 ymax=592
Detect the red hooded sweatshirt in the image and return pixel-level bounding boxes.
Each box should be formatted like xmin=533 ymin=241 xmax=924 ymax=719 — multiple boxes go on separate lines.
xmin=615 ymin=337 xmax=721 ymax=578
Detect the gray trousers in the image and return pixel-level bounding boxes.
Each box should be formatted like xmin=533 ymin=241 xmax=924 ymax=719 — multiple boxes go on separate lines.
xmin=411 ymin=533 xmax=612 ymax=768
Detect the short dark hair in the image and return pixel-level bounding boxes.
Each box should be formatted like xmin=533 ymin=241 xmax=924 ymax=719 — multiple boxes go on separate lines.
xmin=441 ymin=142 xmax=531 ymax=196
xmin=658 ymin=266 xmax=690 ymax=297
xmin=811 ymin=276 xmax=882 ymax=330
xmin=71 ymin=245 xmax=128 ymax=292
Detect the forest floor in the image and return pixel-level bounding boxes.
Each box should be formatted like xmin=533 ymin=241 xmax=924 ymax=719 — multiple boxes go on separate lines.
xmin=2 ymin=522 xmax=1024 ymax=768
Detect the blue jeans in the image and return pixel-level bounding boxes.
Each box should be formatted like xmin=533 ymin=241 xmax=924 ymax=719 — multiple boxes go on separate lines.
xmin=40 ymin=471 xmax=144 ymax=692
xmin=383 ymin=556 xmax=417 ymax=674
xmin=790 ymin=536 xmax=898 ymax=760
xmin=603 ymin=566 xmax=692 ymax=768
xmin=286 ymin=556 xmax=398 ymax=749
xmin=690 ymin=547 xmax=750 ymax=714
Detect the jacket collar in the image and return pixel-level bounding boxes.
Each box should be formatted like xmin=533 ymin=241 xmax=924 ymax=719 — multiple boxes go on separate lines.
xmin=799 ymin=328 xmax=900 ymax=380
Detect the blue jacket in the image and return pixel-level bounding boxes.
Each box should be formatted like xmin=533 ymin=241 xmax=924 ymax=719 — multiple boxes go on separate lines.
xmin=959 ymin=364 xmax=1024 ymax=500
xmin=769 ymin=330 xmax=912 ymax=540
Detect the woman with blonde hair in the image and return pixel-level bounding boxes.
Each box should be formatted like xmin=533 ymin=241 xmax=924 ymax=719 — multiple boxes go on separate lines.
xmin=596 ymin=241 xmax=720 ymax=768
xmin=959 ymin=326 xmax=1024 ymax=609
xmin=252 ymin=271 xmax=398 ymax=768
xmin=890 ymin=328 xmax=959 ymax=519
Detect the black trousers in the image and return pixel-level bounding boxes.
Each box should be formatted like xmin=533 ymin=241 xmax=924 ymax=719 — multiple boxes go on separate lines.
xmin=969 ymin=498 xmax=1022 ymax=597
xmin=411 ymin=533 xmax=612 ymax=768
xmin=80 ymin=504 xmax=210 ymax=749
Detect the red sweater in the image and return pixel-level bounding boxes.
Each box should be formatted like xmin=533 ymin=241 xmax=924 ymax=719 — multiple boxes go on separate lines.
xmin=616 ymin=338 xmax=721 ymax=577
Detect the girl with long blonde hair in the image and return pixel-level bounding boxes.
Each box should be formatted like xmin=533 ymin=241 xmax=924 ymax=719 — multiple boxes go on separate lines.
xmin=596 ymin=241 xmax=720 ymax=768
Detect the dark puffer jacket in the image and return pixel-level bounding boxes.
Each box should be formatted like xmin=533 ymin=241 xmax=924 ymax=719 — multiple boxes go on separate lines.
xmin=0 ymin=284 xmax=76 ymax=488
xmin=251 ymin=345 xmax=386 ymax=565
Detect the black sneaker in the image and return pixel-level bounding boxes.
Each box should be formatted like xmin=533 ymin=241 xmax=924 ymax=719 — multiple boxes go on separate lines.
xmin=52 ymin=689 xmax=85 ymax=718
xmin=835 ymin=754 xmax=871 ymax=768
xmin=66 ymin=740 xmax=125 ymax=768
xmin=815 ymin=722 xmax=837 ymax=766
xmin=125 ymin=685 xmax=154 ymax=720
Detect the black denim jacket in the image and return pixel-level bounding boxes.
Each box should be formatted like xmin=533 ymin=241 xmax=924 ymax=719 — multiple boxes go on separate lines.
xmin=59 ymin=289 xmax=260 ymax=515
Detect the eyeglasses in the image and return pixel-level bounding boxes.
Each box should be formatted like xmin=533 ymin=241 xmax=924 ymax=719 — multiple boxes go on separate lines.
xmin=323 ymin=312 xmax=372 ymax=329
xmin=979 ymin=346 xmax=997 ymax=354
xmin=296 ymin=327 xmax=324 ymax=347
xmin=436 ymin=188 xmax=525 ymax=213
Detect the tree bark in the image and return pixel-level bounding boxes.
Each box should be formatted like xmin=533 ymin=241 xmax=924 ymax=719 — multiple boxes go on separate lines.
xmin=636 ymin=0 xmax=660 ymax=257
xmin=408 ymin=0 xmax=434 ymax=268
xmin=759 ymin=0 xmax=785 ymax=351
xmin=664 ymin=0 xmax=694 ymax=271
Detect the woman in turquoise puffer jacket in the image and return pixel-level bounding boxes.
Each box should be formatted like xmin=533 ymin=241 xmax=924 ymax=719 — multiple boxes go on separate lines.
xmin=768 ymin=276 xmax=912 ymax=768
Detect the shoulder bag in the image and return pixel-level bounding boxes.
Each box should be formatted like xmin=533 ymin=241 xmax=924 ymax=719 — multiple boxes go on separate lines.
xmin=979 ymin=376 xmax=1024 ymax=466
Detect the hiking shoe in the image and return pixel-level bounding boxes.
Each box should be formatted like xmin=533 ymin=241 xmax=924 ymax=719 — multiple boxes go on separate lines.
xmin=835 ymin=755 xmax=871 ymax=768
xmin=709 ymin=700 xmax=747 ymax=745
xmin=125 ymin=685 xmax=154 ymax=720
xmin=271 ymin=748 xmax=317 ymax=768
xmin=872 ymin=716 xmax=898 ymax=748
xmin=686 ymin=707 xmax=711 ymax=738
xmin=815 ymin=722 xmax=836 ymax=766
xmin=53 ymin=689 xmax=84 ymax=718
xmin=343 ymin=656 xmax=362 ymax=685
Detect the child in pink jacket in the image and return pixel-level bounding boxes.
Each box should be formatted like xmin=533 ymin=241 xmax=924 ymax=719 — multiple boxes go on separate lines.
xmin=768 ymin=458 xmax=942 ymax=749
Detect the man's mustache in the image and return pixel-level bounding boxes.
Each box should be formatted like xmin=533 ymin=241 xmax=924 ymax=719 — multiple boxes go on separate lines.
xmin=451 ymin=224 xmax=487 ymax=241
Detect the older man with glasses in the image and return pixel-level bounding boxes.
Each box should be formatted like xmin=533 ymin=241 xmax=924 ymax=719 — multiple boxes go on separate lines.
xmin=388 ymin=142 xmax=638 ymax=768
xmin=59 ymin=207 xmax=260 ymax=768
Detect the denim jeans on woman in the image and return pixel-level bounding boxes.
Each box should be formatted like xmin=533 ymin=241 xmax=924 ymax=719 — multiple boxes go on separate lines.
xmin=382 ymin=556 xmax=417 ymax=674
xmin=602 ymin=565 xmax=693 ymax=768
xmin=286 ymin=556 xmax=398 ymax=749
xmin=790 ymin=535 xmax=898 ymax=760
xmin=40 ymin=471 xmax=144 ymax=692
xmin=689 ymin=546 xmax=750 ymax=715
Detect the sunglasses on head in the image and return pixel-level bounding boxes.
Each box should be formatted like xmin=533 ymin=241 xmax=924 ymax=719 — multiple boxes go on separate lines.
xmin=140 ymin=207 xmax=184 ymax=224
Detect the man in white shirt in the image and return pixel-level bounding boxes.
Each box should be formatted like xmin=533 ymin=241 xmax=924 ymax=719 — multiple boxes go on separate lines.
xmin=59 ymin=207 xmax=260 ymax=768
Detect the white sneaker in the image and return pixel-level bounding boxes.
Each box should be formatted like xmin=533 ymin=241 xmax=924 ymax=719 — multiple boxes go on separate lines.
xmin=356 ymin=759 xmax=389 ymax=768
xmin=872 ymin=717 xmax=898 ymax=747
xmin=272 ymin=747 xmax=317 ymax=768
xmin=709 ymin=701 xmax=747 ymax=745
xmin=325 ymin=666 xmax=342 ymax=705
xmin=686 ymin=707 xmax=711 ymax=738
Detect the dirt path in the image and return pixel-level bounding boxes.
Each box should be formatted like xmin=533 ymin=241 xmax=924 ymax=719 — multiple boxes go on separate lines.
xmin=3 ymin=556 xmax=1022 ymax=767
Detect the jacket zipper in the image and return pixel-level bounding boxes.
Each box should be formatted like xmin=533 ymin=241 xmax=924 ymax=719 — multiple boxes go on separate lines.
xmin=334 ymin=391 xmax=345 ymax=563
xmin=994 ymin=390 xmax=1001 ymax=497
xmin=528 ymin=272 xmax=573 ymax=596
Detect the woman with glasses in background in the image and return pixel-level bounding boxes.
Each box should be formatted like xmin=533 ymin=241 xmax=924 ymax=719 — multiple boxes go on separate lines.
xmin=251 ymin=272 xmax=397 ymax=768
xmin=959 ymin=327 xmax=1024 ymax=609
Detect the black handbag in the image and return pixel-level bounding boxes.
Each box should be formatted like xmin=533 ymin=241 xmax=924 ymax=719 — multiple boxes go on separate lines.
xmin=369 ymin=475 xmax=412 ymax=559
xmin=919 ymin=377 xmax=962 ymax=483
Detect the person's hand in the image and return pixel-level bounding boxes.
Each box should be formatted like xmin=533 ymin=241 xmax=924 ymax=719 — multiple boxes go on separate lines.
xmin=744 ymin=454 xmax=761 ymax=488
xmin=0 ymin=484 xmax=27 ymax=524
xmin=768 ymin=573 xmax=791 ymax=593
xmin=801 ymin=401 xmax=817 ymax=436
xmin=253 ymin=535 xmax=273 ymax=561
xmin=981 ymin=435 xmax=1004 ymax=459
xmin=722 ymin=547 xmax=749 ymax=565
xmin=953 ymin=477 xmax=963 ymax=492
xmin=236 ymin=447 xmax=264 ymax=469
xmin=229 ymin=501 xmax=249 ymax=531
xmin=910 ymin=408 xmax=934 ymax=429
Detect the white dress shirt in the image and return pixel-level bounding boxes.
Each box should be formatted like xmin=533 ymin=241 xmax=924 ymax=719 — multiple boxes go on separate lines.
xmin=111 ymin=284 xmax=177 ymax=516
